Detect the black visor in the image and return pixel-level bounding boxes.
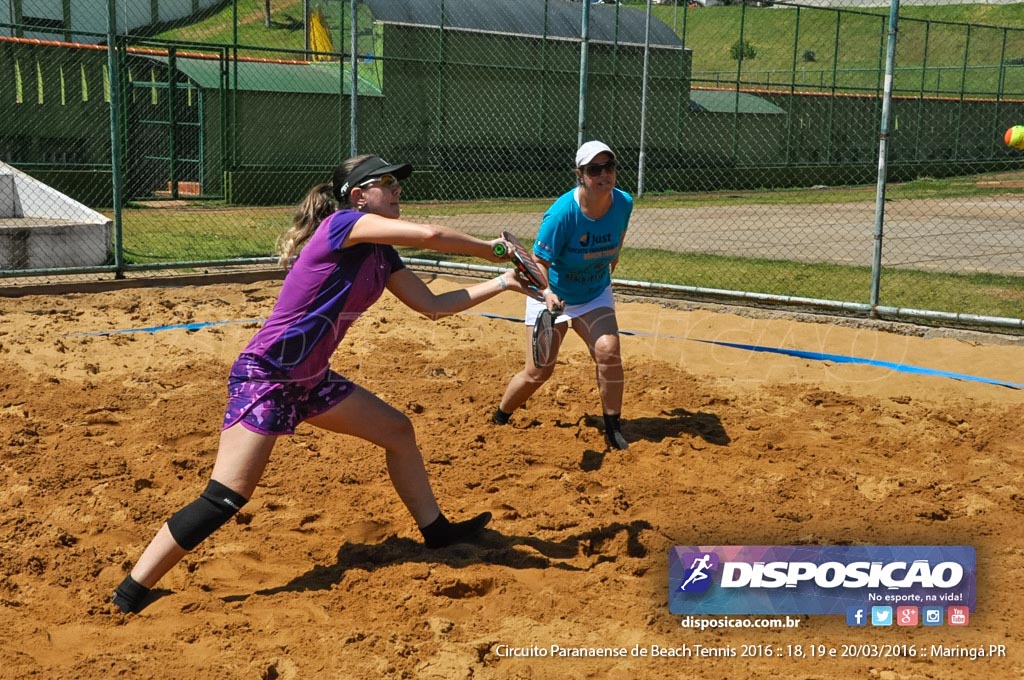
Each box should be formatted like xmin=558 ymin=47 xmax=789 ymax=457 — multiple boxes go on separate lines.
xmin=333 ymin=156 xmax=413 ymax=203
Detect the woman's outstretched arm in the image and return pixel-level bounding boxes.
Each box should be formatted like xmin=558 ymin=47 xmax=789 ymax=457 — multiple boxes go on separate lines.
xmin=387 ymin=269 xmax=537 ymax=320
xmin=346 ymin=214 xmax=506 ymax=263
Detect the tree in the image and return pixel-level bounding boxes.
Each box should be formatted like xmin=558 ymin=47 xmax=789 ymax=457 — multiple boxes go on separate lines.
xmin=730 ymin=39 xmax=757 ymax=61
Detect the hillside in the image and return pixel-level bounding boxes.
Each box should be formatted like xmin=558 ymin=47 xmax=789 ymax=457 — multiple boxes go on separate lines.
xmin=150 ymin=2 xmax=1024 ymax=95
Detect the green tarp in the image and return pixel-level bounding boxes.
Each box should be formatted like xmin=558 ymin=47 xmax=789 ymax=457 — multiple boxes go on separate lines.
xmin=690 ymin=89 xmax=786 ymax=114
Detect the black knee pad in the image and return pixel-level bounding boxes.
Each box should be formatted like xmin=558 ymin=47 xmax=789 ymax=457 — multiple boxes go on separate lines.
xmin=166 ymin=480 xmax=248 ymax=551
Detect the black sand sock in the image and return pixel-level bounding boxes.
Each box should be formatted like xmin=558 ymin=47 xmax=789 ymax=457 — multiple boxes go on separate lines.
xmin=420 ymin=511 xmax=492 ymax=549
xmin=492 ymin=408 xmax=511 ymax=425
xmin=603 ymin=413 xmax=628 ymax=450
xmin=112 ymin=574 xmax=150 ymax=614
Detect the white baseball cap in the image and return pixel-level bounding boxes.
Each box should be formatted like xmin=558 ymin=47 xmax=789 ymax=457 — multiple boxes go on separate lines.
xmin=575 ymin=140 xmax=615 ymax=167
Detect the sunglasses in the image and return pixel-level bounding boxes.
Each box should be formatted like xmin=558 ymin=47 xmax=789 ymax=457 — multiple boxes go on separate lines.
xmin=581 ymin=160 xmax=616 ymax=177
xmin=358 ymin=174 xmax=401 ymax=190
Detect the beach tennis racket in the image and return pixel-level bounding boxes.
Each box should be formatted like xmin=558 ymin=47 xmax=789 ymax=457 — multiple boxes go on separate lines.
xmin=532 ymin=308 xmax=557 ymax=368
xmin=493 ymin=230 xmax=548 ymax=292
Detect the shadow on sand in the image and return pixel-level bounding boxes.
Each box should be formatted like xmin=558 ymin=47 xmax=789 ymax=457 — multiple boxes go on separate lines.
xmin=218 ymin=519 xmax=653 ymax=602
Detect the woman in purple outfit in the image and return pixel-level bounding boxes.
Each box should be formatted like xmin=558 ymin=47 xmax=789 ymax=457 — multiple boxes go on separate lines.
xmin=113 ymin=154 xmax=533 ymax=614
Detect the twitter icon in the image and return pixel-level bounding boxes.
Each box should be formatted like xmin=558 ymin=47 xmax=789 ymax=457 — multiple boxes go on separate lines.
xmin=871 ymin=606 xmax=893 ymax=626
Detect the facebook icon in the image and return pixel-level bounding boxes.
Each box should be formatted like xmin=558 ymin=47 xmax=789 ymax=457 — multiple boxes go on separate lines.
xmin=846 ymin=606 xmax=868 ymax=626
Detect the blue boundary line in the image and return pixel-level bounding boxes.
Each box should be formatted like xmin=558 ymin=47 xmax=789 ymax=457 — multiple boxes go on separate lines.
xmin=63 ymin=313 xmax=1022 ymax=390
xmin=476 ymin=313 xmax=1023 ymax=391
xmin=690 ymin=339 xmax=1023 ymax=390
xmin=64 ymin=318 xmax=266 ymax=337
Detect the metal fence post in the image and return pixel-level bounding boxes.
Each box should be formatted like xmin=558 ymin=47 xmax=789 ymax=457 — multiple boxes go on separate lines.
xmin=637 ymin=0 xmax=652 ymax=198
xmin=870 ymin=0 xmax=900 ymax=309
xmin=219 ymin=46 xmax=228 ymax=192
xmin=733 ymin=1 xmax=748 ymax=163
xmin=578 ymin=0 xmax=590 ymax=148
xmin=914 ymin=21 xmax=930 ymax=161
xmin=338 ymin=2 xmax=345 ymax=162
xmin=993 ymin=29 xmax=1008 ymax=157
xmin=350 ymin=0 xmax=358 ymax=157
xmin=434 ymin=0 xmax=447 ymax=169
xmin=827 ymin=12 xmax=841 ymax=160
xmin=168 ymin=46 xmax=178 ymax=199
xmin=231 ymin=0 xmax=238 ymax=175
xmin=786 ymin=6 xmax=801 ymax=164
xmin=107 ymin=0 xmax=124 ymax=277
xmin=303 ymin=0 xmax=310 ymax=58
xmin=954 ymin=24 xmax=972 ymax=160
xmin=540 ymin=0 xmax=549 ymax=148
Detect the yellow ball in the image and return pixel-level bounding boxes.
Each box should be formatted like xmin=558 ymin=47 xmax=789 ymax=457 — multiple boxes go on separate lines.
xmin=1005 ymin=125 xmax=1024 ymax=150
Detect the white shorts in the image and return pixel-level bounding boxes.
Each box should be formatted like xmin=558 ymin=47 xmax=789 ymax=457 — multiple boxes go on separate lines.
xmin=524 ymin=285 xmax=615 ymax=326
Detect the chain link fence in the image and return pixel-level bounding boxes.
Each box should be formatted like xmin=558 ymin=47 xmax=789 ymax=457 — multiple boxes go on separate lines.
xmin=1 ymin=0 xmax=1022 ymax=328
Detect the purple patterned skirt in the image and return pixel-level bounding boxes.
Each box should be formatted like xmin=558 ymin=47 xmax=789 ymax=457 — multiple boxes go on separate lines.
xmin=222 ymin=353 xmax=355 ymax=435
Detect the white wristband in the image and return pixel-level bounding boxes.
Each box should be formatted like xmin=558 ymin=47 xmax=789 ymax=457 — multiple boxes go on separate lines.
xmin=496 ymin=275 xmax=508 ymax=291
xmin=542 ymin=288 xmax=553 ymax=296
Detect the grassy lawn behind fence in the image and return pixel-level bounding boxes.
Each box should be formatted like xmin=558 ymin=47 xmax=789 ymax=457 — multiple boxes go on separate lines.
xmin=611 ymin=249 xmax=1024 ymax=321
xmin=116 ymin=171 xmax=1024 ymax=321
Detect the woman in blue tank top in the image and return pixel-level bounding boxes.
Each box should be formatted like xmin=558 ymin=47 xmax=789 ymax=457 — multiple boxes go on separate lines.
xmin=492 ymin=141 xmax=633 ymax=451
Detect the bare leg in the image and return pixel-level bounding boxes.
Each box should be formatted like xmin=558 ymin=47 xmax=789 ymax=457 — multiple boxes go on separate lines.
xmin=306 ymin=385 xmax=491 ymax=547
xmin=305 ymin=385 xmax=440 ymax=526
xmin=571 ymin=306 xmax=624 ymax=415
xmin=129 ymin=425 xmax=277 ymax=588
xmin=497 ymin=321 xmax=568 ymax=415
xmin=572 ymin=307 xmax=627 ymax=449
xmin=116 ymin=381 xmax=489 ymax=614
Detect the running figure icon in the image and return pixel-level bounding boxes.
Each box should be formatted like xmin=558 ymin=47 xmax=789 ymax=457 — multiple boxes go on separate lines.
xmin=680 ymin=553 xmax=714 ymax=592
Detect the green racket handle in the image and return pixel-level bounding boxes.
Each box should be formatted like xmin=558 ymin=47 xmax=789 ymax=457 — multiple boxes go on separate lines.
xmin=493 ymin=242 xmax=508 ymax=258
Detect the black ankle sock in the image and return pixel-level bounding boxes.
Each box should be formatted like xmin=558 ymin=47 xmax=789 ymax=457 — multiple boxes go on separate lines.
xmin=420 ymin=511 xmax=492 ymax=549
xmin=492 ymin=407 xmax=511 ymax=425
xmin=112 ymin=575 xmax=150 ymax=614
xmin=603 ymin=413 xmax=628 ymax=450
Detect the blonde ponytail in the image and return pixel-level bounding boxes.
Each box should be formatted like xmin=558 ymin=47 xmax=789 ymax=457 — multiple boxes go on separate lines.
xmin=277 ymin=183 xmax=336 ymax=268
xmin=278 ymin=154 xmax=377 ymax=267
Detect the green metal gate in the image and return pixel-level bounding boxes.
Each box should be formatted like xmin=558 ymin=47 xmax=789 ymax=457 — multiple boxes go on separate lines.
xmin=125 ymin=51 xmax=205 ymax=200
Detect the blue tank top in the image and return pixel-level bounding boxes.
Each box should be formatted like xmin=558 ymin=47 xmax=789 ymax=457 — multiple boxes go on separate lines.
xmin=532 ymin=187 xmax=632 ymax=305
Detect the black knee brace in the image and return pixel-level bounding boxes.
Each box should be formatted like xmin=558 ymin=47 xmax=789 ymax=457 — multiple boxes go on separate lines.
xmin=166 ymin=480 xmax=248 ymax=551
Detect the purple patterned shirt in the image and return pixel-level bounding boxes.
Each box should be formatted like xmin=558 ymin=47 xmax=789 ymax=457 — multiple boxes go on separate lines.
xmin=241 ymin=210 xmax=405 ymax=385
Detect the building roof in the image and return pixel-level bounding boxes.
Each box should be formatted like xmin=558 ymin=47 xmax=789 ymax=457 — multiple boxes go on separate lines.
xmin=364 ymin=0 xmax=684 ymax=49
xmin=137 ymin=55 xmax=383 ymax=96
